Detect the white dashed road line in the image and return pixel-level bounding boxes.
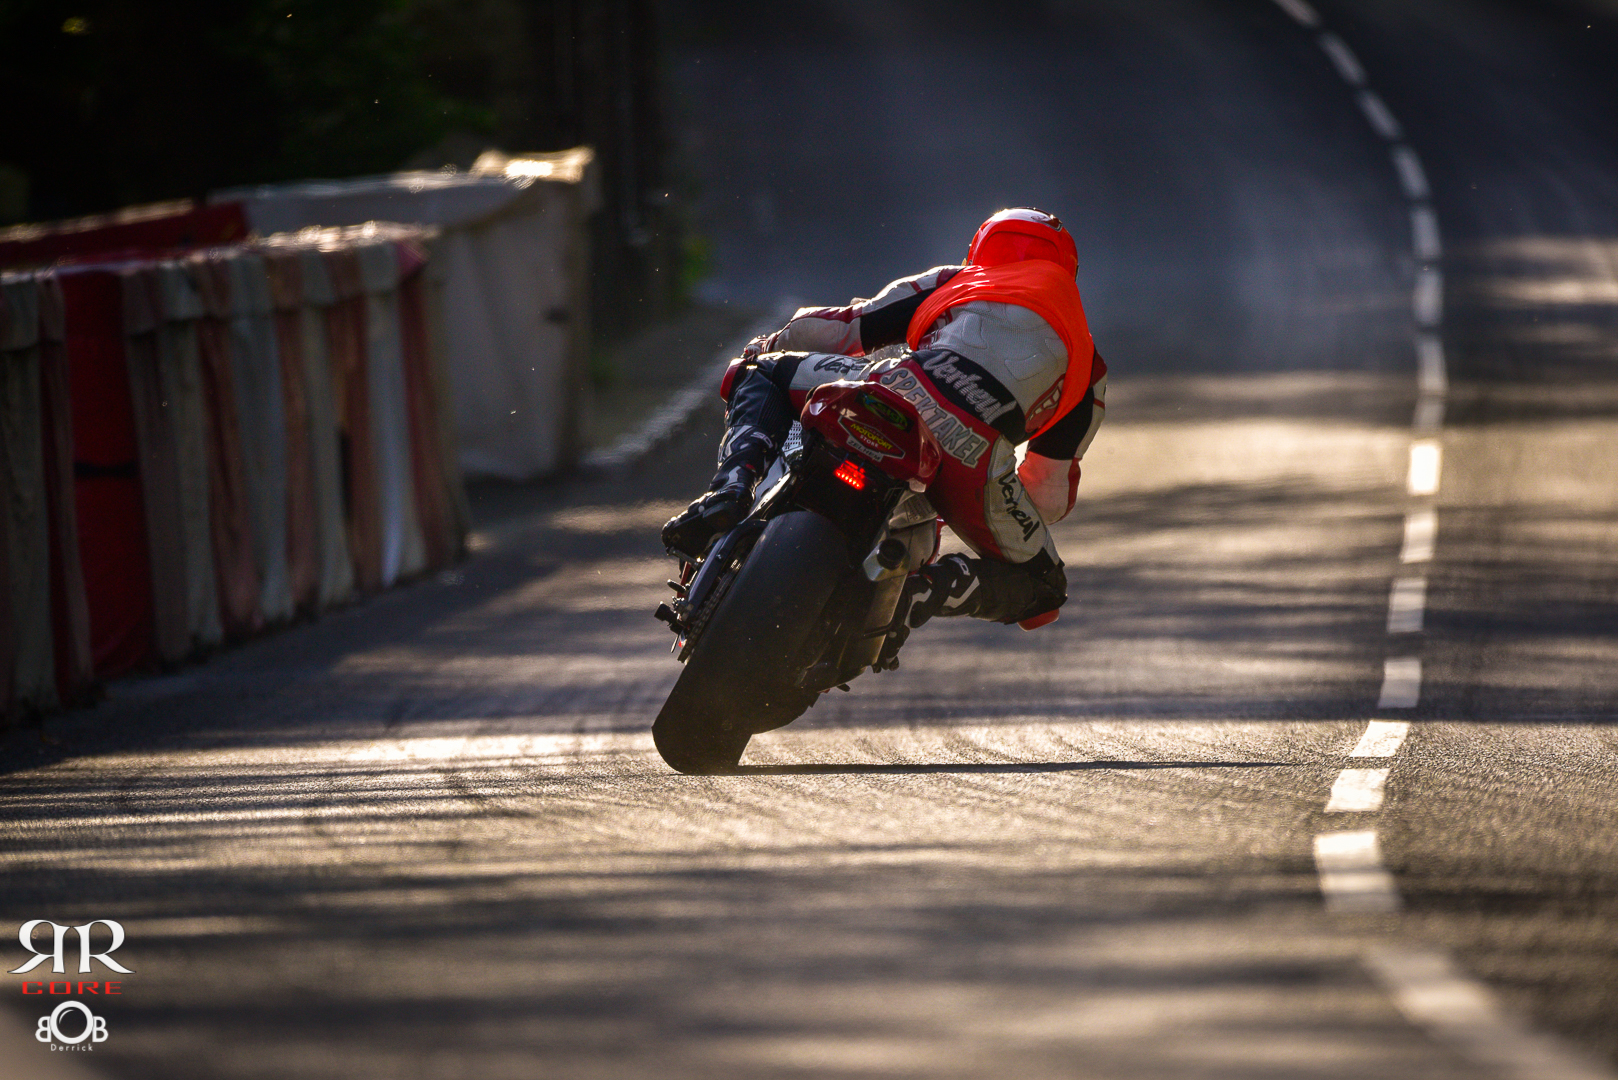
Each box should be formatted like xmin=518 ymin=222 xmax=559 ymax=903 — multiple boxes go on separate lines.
xmin=1272 ymin=6 xmax=1618 ymax=1074
xmin=1358 ymin=90 xmax=1404 ymax=140
xmin=1315 ymin=831 xmax=1401 ymax=913
xmin=1401 ymin=510 xmax=1437 ymax=563
xmin=1411 ymin=206 xmax=1443 ymax=261
xmin=1273 ymin=0 xmax=1321 ymax=27
xmin=1326 ymin=768 xmax=1392 ymax=812
xmin=1387 ymin=577 xmax=1428 ymax=633
xmin=1392 ymin=147 xmax=1431 ymax=200
xmin=1378 ymin=657 xmax=1423 ymax=709
xmin=1414 ymin=266 xmax=1444 ymax=326
xmin=1365 ymin=948 xmax=1618 ymax=1080
xmin=1408 ymin=439 xmax=1443 ymax=496
xmin=1413 ymin=394 xmax=1446 ymax=433
xmin=1319 ymin=33 xmax=1366 ymax=85
xmin=1416 ymin=334 xmax=1448 ymax=395
xmin=1350 ymin=720 xmax=1411 ymax=758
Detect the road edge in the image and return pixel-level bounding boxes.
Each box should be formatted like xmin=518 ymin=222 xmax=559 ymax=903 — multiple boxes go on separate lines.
xmin=577 ymin=302 xmax=799 ymax=478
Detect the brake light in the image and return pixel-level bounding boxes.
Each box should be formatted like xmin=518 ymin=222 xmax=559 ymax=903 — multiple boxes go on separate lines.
xmin=833 ymin=459 xmax=866 ymax=490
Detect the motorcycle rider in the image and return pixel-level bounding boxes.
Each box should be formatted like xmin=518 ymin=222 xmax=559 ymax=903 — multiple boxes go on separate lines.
xmin=662 ymin=208 xmax=1107 ymax=663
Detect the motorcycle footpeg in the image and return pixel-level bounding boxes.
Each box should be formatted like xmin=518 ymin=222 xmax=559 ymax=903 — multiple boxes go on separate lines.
xmin=653 ymin=602 xmax=685 ymax=631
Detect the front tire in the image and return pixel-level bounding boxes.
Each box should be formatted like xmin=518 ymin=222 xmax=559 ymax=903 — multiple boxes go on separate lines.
xmin=653 ymin=511 xmax=848 ymax=773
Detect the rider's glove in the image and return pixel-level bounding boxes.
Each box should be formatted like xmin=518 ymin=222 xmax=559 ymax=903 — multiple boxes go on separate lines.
xmin=739 ymin=333 xmax=775 ymax=362
xmin=873 ymin=554 xmax=980 ymax=670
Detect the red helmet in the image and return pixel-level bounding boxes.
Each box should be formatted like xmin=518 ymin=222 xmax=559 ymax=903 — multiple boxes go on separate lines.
xmin=966 ymin=208 xmax=1078 ymax=275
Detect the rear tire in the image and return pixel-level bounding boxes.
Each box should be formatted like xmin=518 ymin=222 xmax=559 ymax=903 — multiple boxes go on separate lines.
xmin=653 ymin=511 xmax=848 ymax=774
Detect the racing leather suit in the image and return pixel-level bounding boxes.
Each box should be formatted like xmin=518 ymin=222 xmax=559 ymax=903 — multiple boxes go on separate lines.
xmin=727 ymin=263 xmax=1107 ymax=625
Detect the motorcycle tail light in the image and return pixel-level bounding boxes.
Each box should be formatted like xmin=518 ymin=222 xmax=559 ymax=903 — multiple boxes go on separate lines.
xmin=834 ymin=459 xmax=866 ymax=490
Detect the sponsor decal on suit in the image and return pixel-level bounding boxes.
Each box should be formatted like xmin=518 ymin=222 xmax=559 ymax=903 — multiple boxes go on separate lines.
xmin=996 ymin=472 xmax=1041 ymax=541
xmin=876 ymin=367 xmax=990 ymax=467
xmin=919 ymin=352 xmax=1019 ymax=427
xmin=811 ymin=354 xmax=864 ymax=376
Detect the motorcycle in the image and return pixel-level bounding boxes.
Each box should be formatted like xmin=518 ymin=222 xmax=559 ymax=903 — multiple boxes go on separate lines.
xmin=650 ymin=372 xmax=949 ymax=774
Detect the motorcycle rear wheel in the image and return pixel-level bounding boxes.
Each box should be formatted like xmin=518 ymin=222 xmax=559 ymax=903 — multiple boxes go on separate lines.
xmin=653 ymin=510 xmax=847 ymax=774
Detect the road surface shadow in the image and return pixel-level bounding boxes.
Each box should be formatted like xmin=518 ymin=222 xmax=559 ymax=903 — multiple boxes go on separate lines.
xmin=733 ymin=759 xmax=1289 ymax=776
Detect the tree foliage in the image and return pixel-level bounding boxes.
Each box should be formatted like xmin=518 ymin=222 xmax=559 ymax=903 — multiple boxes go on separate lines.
xmin=0 ymin=0 xmax=496 ymax=222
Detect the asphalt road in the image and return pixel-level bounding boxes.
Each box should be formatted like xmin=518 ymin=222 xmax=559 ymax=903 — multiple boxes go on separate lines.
xmin=4 ymin=1 xmax=1618 ymax=1077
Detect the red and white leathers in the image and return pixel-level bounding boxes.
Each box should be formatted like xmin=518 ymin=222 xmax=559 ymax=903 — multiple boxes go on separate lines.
xmin=742 ymin=263 xmax=1106 ymax=577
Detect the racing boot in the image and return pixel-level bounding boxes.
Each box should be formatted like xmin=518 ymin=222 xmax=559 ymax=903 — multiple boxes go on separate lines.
xmin=873 ymin=554 xmax=981 ymax=670
xmin=661 ymin=426 xmax=775 ymax=559
xmin=874 ymin=551 xmax=1067 ymax=669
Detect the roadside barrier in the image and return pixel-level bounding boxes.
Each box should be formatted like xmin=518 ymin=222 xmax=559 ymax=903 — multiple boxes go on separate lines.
xmin=1 ymin=272 xmax=95 ymax=716
xmin=0 ymin=224 xmax=466 ymax=723
xmin=0 ymin=201 xmax=248 ymax=270
xmin=216 ymin=147 xmax=598 ymax=481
